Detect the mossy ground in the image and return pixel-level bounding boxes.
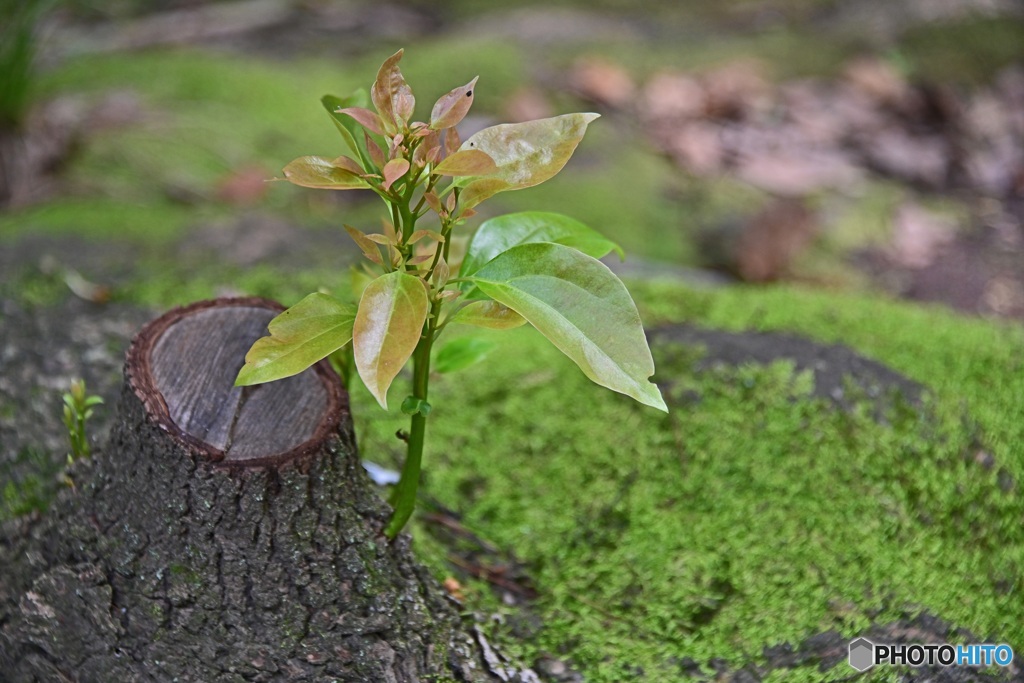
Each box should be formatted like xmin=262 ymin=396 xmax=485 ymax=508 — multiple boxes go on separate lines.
xmin=3 ymin=13 xmax=1024 ymax=681
xmin=353 ymin=281 xmax=1024 ymax=682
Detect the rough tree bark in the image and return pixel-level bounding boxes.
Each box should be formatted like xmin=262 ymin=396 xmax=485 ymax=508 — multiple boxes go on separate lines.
xmin=0 ymin=297 xmax=526 ymax=683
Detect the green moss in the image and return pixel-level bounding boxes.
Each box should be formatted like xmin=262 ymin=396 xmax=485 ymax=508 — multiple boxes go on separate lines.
xmin=899 ymin=16 xmax=1024 ymax=84
xmin=351 ymin=283 xmax=1024 ymax=681
xmin=0 ymin=448 xmax=61 ymax=520
xmin=119 ymin=261 xmax=349 ymax=309
xmin=0 ymin=265 xmax=68 ymax=307
xmin=11 ymin=49 xmax=369 ymax=246
xmin=0 ymin=197 xmax=194 ymax=243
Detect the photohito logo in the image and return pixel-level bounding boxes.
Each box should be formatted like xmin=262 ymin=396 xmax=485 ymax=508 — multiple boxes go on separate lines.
xmin=849 ymin=638 xmax=1014 ymax=671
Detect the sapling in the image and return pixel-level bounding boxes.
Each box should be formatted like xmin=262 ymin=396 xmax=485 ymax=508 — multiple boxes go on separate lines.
xmin=236 ymin=50 xmax=667 ymax=538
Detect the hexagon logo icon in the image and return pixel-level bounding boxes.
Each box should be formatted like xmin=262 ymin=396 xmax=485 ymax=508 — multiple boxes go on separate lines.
xmin=849 ymin=638 xmax=875 ymax=671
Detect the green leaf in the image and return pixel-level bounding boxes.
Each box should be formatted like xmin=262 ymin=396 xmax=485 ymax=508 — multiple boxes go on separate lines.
xmin=236 ymin=293 xmax=356 ymax=386
xmin=460 ymin=211 xmax=624 ymax=279
xmin=283 ymin=156 xmax=372 ymax=190
xmin=353 ymin=271 xmax=429 ymax=409
xmin=432 ymin=149 xmax=497 ymax=177
xmin=455 ymin=113 xmax=599 ymax=193
xmin=433 ymin=336 xmax=496 ymax=373
xmin=322 ymin=91 xmax=373 ymax=170
xmin=449 ymin=300 xmax=526 ymax=330
xmin=400 ymin=396 xmax=432 ymax=416
xmin=371 ymin=49 xmax=415 ymax=134
xmin=430 ymin=76 xmax=478 ymax=130
xmin=469 ymin=242 xmax=666 ymax=411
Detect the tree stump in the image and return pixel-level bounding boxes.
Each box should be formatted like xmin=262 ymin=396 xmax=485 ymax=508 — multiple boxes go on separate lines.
xmin=0 ymin=298 xmax=510 ymax=682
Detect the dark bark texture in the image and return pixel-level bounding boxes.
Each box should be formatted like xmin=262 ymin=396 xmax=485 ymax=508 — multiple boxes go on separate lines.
xmin=0 ymin=298 xmax=515 ymax=683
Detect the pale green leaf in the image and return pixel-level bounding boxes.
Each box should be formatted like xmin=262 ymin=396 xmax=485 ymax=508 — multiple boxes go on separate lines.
xmin=459 ymin=178 xmax=511 ymax=211
xmin=449 ymin=300 xmax=526 ymax=330
xmin=455 ymin=113 xmax=599 ymax=192
xmin=283 ymin=156 xmax=372 ymax=190
xmin=236 ymin=293 xmax=356 ymax=386
xmin=469 ymin=242 xmax=666 ymax=411
xmin=460 ymin=211 xmax=624 ymax=279
xmin=433 ymin=336 xmax=496 ymax=374
xmin=432 ymin=149 xmax=497 ymax=177
xmin=353 ymin=271 xmax=429 ymax=409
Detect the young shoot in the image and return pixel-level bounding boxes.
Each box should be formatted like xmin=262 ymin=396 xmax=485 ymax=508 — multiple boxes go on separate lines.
xmin=62 ymin=378 xmax=102 ymax=462
xmin=236 ymin=50 xmax=666 ymax=539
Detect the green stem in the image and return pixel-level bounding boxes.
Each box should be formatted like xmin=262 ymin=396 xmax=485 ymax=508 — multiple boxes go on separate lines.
xmin=384 ymin=306 xmax=437 ymax=538
xmin=385 ymin=150 xmax=439 ymax=538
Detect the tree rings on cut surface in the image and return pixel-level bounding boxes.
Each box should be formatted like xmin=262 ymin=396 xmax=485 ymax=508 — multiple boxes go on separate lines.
xmin=126 ymin=297 xmax=344 ymax=466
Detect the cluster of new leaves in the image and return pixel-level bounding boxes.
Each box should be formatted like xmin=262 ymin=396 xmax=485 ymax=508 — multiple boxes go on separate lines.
xmin=235 ymin=49 xmax=666 ymax=415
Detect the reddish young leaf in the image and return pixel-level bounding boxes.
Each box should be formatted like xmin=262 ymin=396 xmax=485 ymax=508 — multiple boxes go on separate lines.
xmin=430 ymin=76 xmax=478 ymax=130
xmin=444 ymin=127 xmax=462 ymax=158
xmin=283 ymin=156 xmax=371 ymax=190
xmin=432 ymin=255 xmax=450 ymax=288
xmin=412 ymin=144 xmax=427 ymax=168
xmin=382 ymin=218 xmax=398 ymax=242
xmin=389 ymin=133 xmax=405 ymax=158
xmin=331 ymin=155 xmax=367 ymax=175
xmin=336 ymin=107 xmax=386 ymax=136
xmin=408 ymin=230 xmax=444 ymax=244
xmin=366 ymin=132 xmax=386 ymax=169
xmin=423 ymin=191 xmax=443 ymax=215
xmin=421 ymin=130 xmax=441 ymax=153
xmin=433 ymin=149 xmax=498 ymax=177
xmin=382 ymin=158 xmax=411 ymax=191
xmin=364 ymin=233 xmax=396 ymax=245
xmin=371 ymin=50 xmax=415 ymax=134
xmin=344 ymin=224 xmax=384 ymax=265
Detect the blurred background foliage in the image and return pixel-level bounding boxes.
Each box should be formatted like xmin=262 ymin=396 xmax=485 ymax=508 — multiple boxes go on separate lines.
xmin=1 ymin=0 xmax=1021 ymax=316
